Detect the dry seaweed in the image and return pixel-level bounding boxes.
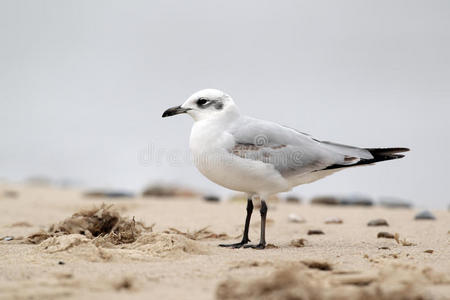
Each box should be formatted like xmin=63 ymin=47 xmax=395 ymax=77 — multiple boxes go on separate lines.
xmin=265 ymin=244 xmax=279 ymax=249
xmin=394 ymin=233 xmax=416 ymax=246
xmin=27 ymin=204 xmax=153 ymax=245
xmin=290 ymin=238 xmax=307 ymax=247
xmin=302 ymin=260 xmax=333 ymax=271
xmin=163 ymin=227 xmax=230 ymax=241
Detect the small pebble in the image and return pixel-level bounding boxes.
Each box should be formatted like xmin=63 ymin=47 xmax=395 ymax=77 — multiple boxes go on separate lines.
xmin=414 ymin=210 xmax=436 ymax=220
xmin=288 ymin=213 xmax=306 ymax=223
xmin=367 ymin=219 xmax=389 ymax=226
xmin=377 ymin=232 xmax=395 ymax=239
xmin=424 ymin=250 xmax=434 ymax=254
xmin=2 ymin=236 xmax=14 ymax=241
xmin=307 ymin=230 xmax=324 ymax=235
xmin=58 ymin=261 xmax=65 ymax=265
xmin=324 ymin=217 xmax=343 ymax=224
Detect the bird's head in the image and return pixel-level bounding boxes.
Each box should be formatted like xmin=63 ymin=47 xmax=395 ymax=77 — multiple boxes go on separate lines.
xmin=162 ymin=89 xmax=238 ymax=121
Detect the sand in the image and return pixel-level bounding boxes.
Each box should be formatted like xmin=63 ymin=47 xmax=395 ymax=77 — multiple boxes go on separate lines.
xmin=0 ymin=183 xmax=449 ymax=300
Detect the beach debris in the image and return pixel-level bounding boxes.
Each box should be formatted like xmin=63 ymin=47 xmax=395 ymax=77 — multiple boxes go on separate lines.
xmin=83 ymin=190 xmax=135 ymax=199
xmin=114 ymin=277 xmax=134 ymax=291
xmin=163 ymin=227 xmax=230 ymax=240
xmin=2 ymin=236 xmax=14 ymax=241
xmin=301 ymin=260 xmax=332 ymax=271
xmin=367 ymin=219 xmax=389 ymax=226
xmin=414 ymin=210 xmax=436 ymax=220
xmin=265 ymin=244 xmax=279 ymax=249
xmin=307 ymin=229 xmax=324 ymax=235
xmin=203 ymin=195 xmax=220 ymax=202
xmin=324 ymin=217 xmax=343 ymax=224
xmin=378 ymin=247 xmax=390 ymax=250
xmin=394 ymin=233 xmax=416 ymax=246
xmin=58 ymin=261 xmax=65 ymax=265
xmin=310 ymin=195 xmax=340 ymax=205
xmin=288 ymin=213 xmax=306 ymax=223
xmin=142 ymin=183 xmax=199 ymax=198
xmin=27 ymin=204 xmax=153 ymax=245
xmin=2 ymin=190 xmax=18 ymax=199
xmin=377 ymin=232 xmax=395 ymax=239
xmin=290 ymin=238 xmax=307 ymax=247
xmin=379 ymin=197 xmax=412 ymax=209
xmin=311 ymin=194 xmax=373 ymax=206
xmin=339 ymin=194 xmax=373 ymax=206
xmin=424 ymin=249 xmax=434 ymax=254
xmin=285 ymin=195 xmax=302 ymax=203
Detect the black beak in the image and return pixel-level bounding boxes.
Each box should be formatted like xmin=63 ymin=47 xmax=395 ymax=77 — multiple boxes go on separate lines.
xmin=162 ymin=105 xmax=191 ymax=118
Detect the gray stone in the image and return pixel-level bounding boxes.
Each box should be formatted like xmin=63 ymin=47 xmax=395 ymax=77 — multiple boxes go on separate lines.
xmin=285 ymin=195 xmax=302 ymax=203
xmin=203 ymin=195 xmax=220 ymax=202
xmin=414 ymin=210 xmax=436 ymax=220
xmin=311 ymin=194 xmax=373 ymax=206
xmin=339 ymin=194 xmax=373 ymax=207
xmin=83 ymin=190 xmax=135 ymax=199
xmin=379 ymin=197 xmax=412 ymax=209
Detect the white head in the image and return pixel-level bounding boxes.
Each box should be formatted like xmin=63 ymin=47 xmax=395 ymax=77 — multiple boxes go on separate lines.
xmin=162 ymin=89 xmax=239 ymax=121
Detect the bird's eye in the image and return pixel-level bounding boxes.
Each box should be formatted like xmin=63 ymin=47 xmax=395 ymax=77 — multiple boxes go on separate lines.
xmin=196 ymin=98 xmax=209 ymax=106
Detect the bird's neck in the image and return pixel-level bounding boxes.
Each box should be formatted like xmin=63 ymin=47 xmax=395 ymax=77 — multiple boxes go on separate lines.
xmin=190 ymin=110 xmax=240 ymax=153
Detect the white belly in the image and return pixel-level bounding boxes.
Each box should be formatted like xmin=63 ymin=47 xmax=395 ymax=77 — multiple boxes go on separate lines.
xmin=192 ymin=148 xmax=290 ymax=196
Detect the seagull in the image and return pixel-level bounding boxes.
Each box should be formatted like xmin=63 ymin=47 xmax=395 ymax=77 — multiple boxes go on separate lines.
xmin=162 ymin=89 xmax=409 ymax=249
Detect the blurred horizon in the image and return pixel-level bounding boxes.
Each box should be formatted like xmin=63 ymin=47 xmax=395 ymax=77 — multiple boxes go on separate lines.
xmin=1 ymin=1 xmax=449 ymax=208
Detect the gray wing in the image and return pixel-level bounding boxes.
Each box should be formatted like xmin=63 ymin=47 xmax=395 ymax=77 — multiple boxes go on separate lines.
xmin=227 ymin=116 xmax=373 ymax=178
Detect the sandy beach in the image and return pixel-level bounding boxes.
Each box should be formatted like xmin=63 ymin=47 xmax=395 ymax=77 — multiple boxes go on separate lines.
xmin=0 ymin=183 xmax=449 ymax=300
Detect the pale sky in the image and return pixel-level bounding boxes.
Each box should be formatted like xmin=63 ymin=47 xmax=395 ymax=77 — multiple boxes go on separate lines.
xmin=1 ymin=0 xmax=449 ymax=208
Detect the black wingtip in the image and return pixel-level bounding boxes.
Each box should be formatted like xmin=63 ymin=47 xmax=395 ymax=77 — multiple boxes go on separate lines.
xmin=366 ymin=147 xmax=410 ymax=155
xmin=320 ymin=147 xmax=409 ymax=171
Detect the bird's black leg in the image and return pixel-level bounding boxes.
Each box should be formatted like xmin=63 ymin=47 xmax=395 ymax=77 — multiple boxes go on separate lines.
xmin=244 ymin=200 xmax=267 ymax=249
xmin=219 ymin=198 xmax=253 ymax=248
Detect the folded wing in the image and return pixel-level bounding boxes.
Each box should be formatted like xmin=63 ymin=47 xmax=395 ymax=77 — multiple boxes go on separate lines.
xmin=227 ymin=116 xmax=407 ymax=179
